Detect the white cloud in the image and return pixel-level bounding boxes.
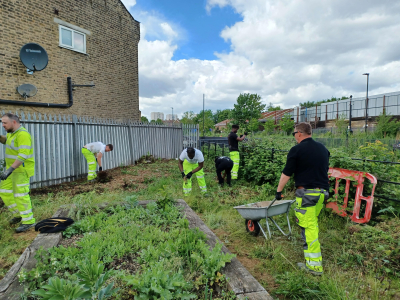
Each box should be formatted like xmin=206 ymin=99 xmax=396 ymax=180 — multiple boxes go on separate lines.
xmin=120 ymin=0 xmax=136 ymax=10
xmin=137 ymin=0 xmax=400 ymax=119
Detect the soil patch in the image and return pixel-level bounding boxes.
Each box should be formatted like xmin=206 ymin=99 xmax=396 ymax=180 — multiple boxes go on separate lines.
xmin=31 ymin=161 xmax=173 ymax=197
xmin=107 ymin=253 xmax=141 ymax=274
xmin=58 ymin=234 xmax=84 ymax=248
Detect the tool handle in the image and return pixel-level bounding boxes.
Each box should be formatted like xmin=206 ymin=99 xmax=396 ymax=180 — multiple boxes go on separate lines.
xmin=267 ymin=198 xmax=277 ymax=209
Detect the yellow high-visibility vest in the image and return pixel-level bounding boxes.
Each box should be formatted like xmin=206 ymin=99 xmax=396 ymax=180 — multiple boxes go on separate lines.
xmin=5 ymin=126 xmax=35 ymax=177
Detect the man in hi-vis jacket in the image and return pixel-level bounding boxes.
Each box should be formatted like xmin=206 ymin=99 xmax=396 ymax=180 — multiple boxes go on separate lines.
xmin=0 ymin=113 xmax=36 ymax=233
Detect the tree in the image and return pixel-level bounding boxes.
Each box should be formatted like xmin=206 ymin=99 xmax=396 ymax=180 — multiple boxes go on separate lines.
xmin=141 ymin=116 xmax=149 ymax=123
xmin=155 ymin=118 xmax=163 ymax=124
xmin=279 ymin=113 xmax=295 ymax=134
xmin=231 ymin=93 xmax=266 ymax=127
xmin=213 ymin=109 xmax=232 ymax=123
xmin=375 ymin=112 xmax=400 ymax=138
xmin=247 ymin=118 xmax=260 ymax=132
xmin=263 ymin=118 xmax=276 ymax=133
xmin=267 ymin=103 xmax=281 ymax=112
xmin=195 ymin=110 xmax=215 ymax=136
xmin=181 ymin=111 xmax=196 ymax=125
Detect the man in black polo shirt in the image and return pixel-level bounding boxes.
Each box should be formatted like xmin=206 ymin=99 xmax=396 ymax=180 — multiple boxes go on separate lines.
xmin=275 ymin=122 xmax=329 ymax=276
xmin=228 ymin=125 xmax=247 ymax=180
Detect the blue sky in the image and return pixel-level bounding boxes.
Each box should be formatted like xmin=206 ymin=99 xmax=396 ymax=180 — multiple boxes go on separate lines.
xmin=131 ymin=0 xmax=241 ymax=61
xmin=121 ymin=0 xmax=400 ymax=120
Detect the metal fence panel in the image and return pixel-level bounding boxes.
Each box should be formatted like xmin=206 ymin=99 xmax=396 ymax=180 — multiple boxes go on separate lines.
xmin=0 ymin=111 xmax=196 ymax=188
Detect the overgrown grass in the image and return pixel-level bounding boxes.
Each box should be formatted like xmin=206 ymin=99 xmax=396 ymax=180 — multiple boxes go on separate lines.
xmin=1 ymin=159 xmax=400 ymax=299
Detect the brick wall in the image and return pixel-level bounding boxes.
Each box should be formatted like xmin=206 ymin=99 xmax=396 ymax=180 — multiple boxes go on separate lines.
xmin=0 ymin=0 xmax=140 ymax=121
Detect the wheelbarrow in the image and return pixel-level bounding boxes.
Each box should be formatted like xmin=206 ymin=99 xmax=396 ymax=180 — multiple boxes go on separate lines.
xmin=234 ymin=199 xmax=295 ymax=240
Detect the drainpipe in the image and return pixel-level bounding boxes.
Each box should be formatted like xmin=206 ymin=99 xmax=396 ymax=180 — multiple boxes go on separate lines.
xmin=0 ymin=77 xmax=94 ymax=108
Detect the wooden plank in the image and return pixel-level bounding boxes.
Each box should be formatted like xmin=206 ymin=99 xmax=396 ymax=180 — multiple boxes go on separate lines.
xmin=237 ymin=291 xmax=275 ymax=300
xmin=0 ymin=208 xmax=69 ymax=299
xmin=176 ymin=200 xmax=274 ymax=299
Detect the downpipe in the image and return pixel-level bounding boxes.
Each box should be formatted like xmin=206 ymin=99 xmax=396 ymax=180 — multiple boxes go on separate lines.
xmin=0 ymin=77 xmax=94 ymax=108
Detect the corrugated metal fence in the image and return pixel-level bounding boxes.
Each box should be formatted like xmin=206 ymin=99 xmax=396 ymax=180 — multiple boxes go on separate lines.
xmin=0 ymin=111 xmax=198 ymax=188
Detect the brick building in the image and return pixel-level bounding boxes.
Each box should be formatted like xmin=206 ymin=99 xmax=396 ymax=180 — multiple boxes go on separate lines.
xmin=0 ymin=0 xmax=140 ymax=121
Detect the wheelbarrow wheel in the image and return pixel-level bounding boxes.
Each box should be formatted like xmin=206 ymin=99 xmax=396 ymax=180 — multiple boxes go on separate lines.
xmin=245 ymin=219 xmax=260 ymax=236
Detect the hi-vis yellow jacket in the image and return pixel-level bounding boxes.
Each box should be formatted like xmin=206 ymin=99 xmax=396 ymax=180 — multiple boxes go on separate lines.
xmin=5 ymin=126 xmax=35 ymax=177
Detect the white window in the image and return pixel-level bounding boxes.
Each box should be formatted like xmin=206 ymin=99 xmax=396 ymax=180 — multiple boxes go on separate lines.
xmin=59 ymin=25 xmax=86 ymax=54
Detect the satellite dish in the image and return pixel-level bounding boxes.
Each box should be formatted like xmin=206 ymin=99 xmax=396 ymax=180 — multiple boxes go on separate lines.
xmin=17 ymin=84 xmax=38 ymax=97
xmin=19 ymin=43 xmax=48 ymax=71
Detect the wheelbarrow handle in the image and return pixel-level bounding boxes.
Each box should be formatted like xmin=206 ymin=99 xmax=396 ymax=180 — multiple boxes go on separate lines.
xmin=267 ymin=198 xmax=277 ymax=209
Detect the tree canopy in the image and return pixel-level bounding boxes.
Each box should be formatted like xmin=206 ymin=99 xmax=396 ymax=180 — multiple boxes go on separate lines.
xmin=231 ymin=93 xmax=266 ymax=127
xmin=141 ymin=116 xmax=149 ymax=123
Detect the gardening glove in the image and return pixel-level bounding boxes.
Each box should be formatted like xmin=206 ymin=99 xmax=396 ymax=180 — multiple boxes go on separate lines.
xmin=99 ymin=166 xmax=103 ymax=172
xmin=275 ymin=191 xmax=282 ymax=200
xmin=0 ymin=167 xmax=15 ymax=180
xmin=244 ymin=132 xmax=248 ymax=135
xmin=186 ymin=172 xmax=193 ymax=179
xmin=181 ymin=172 xmax=185 ymax=178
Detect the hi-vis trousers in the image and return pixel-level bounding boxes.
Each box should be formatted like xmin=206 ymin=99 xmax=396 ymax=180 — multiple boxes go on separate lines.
xmin=0 ymin=171 xmax=35 ymax=224
xmin=229 ymin=151 xmax=240 ymax=180
xmin=183 ymin=160 xmax=207 ymax=195
xmin=294 ymin=188 xmax=329 ymax=272
xmin=82 ymin=148 xmax=97 ymax=180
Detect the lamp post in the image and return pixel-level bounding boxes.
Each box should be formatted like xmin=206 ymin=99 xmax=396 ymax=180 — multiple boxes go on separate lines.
xmin=363 ymin=73 xmax=369 ymax=132
xmin=171 ymin=107 xmax=173 ymax=121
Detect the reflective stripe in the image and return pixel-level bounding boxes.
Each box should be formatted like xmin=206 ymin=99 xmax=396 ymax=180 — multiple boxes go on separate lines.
xmin=19 ymin=153 xmax=34 ymax=159
xmin=0 ymin=189 xmax=13 ymax=193
xmin=6 ymin=145 xmax=32 ymax=150
xmin=295 ymin=208 xmax=306 ymax=214
xmin=310 ymin=238 xmax=318 ymax=247
xmin=305 ymin=252 xmax=322 ymax=258
xmin=21 ymin=215 xmax=34 ymax=221
xmin=88 ymin=171 xmax=96 ymax=173
xmin=234 ymin=163 xmax=239 ymax=165
xmin=183 ymin=188 xmax=192 ymax=191
xmin=5 ymin=154 xmax=18 ymax=159
xmin=20 ymin=209 xmax=33 ymax=215
xmin=199 ymin=186 xmax=207 ymax=189
xmin=18 ymin=145 xmax=33 ymax=150
xmin=6 ymin=145 xmax=18 ymax=151
xmin=307 ymin=261 xmax=322 ymax=267
xmin=17 ymin=183 xmax=30 ymax=187
xmin=196 ymin=176 xmax=204 ymax=178
xmin=8 ymin=203 xmax=17 ymax=209
xmin=14 ymin=192 xmax=29 ymax=197
xmin=88 ymin=162 xmax=96 ymax=165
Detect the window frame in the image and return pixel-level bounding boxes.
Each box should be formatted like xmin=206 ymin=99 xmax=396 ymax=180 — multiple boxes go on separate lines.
xmin=58 ymin=24 xmax=86 ymax=54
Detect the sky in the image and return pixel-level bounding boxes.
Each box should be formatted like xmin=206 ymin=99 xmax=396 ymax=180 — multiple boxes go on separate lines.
xmin=121 ymin=0 xmax=400 ymax=120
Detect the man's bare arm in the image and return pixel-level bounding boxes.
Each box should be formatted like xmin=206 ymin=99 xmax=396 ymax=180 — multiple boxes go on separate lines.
xmin=178 ymin=159 xmax=184 ymax=173
xmin=277 ymin=173 xmax=291 ymax=192
xmin=97 ymin=153 xmax=103 ymax=167
xmin=191 ymin=162 xmax=204 ymax=174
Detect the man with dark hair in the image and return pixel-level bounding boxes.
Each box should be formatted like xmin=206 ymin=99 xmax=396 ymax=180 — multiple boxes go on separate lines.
xmin=275 ymin=122 xmax=329 ymax=276
xmin=215 ymin=156 xmax=233 ymax=187
xmin=0 ymin=113 xmax=36 ymax=233
xmin=82 ymin=142 xmax=113 ymax=182
xmin=178 ymin=147 xmax=207 ymax=195
xmin=228 ymin=124 xmax=247 ymax=180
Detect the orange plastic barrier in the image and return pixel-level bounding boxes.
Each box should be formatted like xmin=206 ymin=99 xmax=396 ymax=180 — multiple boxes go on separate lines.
xmin=327 ymin=167 xmax=377 ymax=224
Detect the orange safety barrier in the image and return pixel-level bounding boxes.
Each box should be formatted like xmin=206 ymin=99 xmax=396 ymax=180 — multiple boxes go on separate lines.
xmin=327 ymin=167 xmax=377 ymax=224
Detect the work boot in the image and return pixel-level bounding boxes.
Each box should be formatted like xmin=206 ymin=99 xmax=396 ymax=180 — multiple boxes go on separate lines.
xmin=9 ymin=216 xmax=22 ymax=225
xmin=88 ymin=179 xmax=96 ymax=183
xmin=15 ymin=223 xmax=35 ymax=233
xmin=296 ymin=263 xmax=323 ymax=276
